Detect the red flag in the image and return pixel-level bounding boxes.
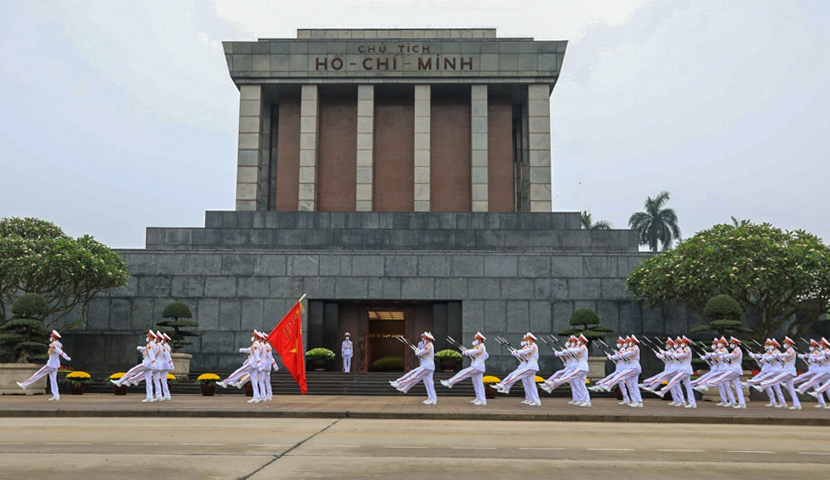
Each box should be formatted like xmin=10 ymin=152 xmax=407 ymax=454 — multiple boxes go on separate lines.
xmin=267 ymin=301 xmax=307 ymax=394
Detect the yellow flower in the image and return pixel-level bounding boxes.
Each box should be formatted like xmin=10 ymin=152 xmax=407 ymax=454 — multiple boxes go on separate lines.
xmin=482 ymin=375 xmax=501 ymax=384
xmin=166 ymin=373 xmax=176 ymax=380
xmin=197 ymin=373 xmax=221 ymax=381
xmin=66 ymin=371 xmax=91 ymax=379
xmin=110 ymin=372 xmax=125 ymax=379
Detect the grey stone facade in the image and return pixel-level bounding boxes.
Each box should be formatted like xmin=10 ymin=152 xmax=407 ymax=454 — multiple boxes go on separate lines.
xmin=68 ymin=211 xmax=698 ymax=374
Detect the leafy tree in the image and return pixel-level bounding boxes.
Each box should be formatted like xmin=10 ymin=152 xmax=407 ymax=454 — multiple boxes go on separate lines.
xmin=557 ymin=308 xmax=613 ymax=355
xmin=581 ymin=211 xmax=611 ymax=230
xmin=156 ymin=301 xmax=199 ymax=353
xmin=0 ymin=293 xmax=51 ymax=363
xmin=731 ymin=216 xmax=751 ymax=227
xmin=0 ymin=217 xmax=130 ymax=330
xmin=627 ymin=223 xmax=830 ymax=340
xmin=690 ymin=294 xmax=752 ymax=337
xmin=628 ymin=191 xmax=681 ymax=252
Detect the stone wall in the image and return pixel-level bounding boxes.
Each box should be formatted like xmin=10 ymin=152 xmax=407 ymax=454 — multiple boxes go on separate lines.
xmin=66 ymin=211 xmax=698 ymax=375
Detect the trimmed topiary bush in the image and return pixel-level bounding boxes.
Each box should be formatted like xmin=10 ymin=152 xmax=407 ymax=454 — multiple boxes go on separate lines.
xmin=557 ymin=308 xmax=613 ymax=354
xmin=691 ymin=294 xmax=751 ymax=337
xmin=434 ymin=349 xmax=463 ymax=361
xmin=372 ymin=356 xmax=404 ymax=372
xmin=0 ymin=293 xmax=52 ymax=363
xmin=155 ymin=301 xmax=199 ymax=353
xmin=305 ymin=347 xmax=336 ymax=360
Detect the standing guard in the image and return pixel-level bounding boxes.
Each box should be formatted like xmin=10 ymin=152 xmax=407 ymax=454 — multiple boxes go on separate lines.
xmin=341 ymin=332 xmax=354 ymax=373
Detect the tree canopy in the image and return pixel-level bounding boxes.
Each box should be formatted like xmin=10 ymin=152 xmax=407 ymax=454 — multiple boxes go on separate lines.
xmin=627 ymin=222 xmax=830 ymax=340
xmin=581 ymin=211 xmax=611 ymax=230
xmin=157 ymin=301 xmax=199 ymax=353
xmin=0 ymin=217 xmax=130 ymax=330
xmin=0 ymin=293 xmax=52 ymax=363
xmin=628 ymin=191 xmax=681 ymax=252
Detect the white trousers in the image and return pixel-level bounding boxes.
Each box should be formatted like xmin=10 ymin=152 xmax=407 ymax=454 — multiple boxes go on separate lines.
xmin=448 ymin=366 xmax=486 ymax=402
xmin=396 ymin=366 xmax=436 ymax=401
xmin=22 ymin=365 xmax=59 ymax=398
xmin=343 ymin=355 xmax=352 ymax=373
xmin=761 ymin=373 xmax=800 ymax=407
xmin=160 ymin=370 xmax=170 ymax=398
xmin=569 ymin=370 xmax=589 ymax=403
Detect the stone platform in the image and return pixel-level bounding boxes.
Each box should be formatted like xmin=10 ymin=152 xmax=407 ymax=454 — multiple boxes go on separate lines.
xmin=0 ymin=394 xmax=826 ymax=426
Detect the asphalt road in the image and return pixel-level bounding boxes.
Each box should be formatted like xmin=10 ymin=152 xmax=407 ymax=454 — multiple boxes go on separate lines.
xmin=0 ymin=418 xmax=827 ymax=480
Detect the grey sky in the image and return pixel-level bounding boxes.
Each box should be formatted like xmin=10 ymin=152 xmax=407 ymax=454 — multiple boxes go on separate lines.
xmin=1 ymin=0 xmax=827 ymax=248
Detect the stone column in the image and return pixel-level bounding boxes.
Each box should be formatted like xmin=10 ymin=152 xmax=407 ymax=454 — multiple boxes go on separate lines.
xmin=298 ymin=85 xmax=319 ymax=211
xmin=236 ymin=85 xmax=264 ymax=211
xmin=356 ymin=85 xmax=374 ymax=212
xmin=527 ymin=84 xmax=552 ymax=212
xmin=471 ymin=85 xmax=488 ymax=212
xmin=414 ymin=85 xmax=431 ymax=212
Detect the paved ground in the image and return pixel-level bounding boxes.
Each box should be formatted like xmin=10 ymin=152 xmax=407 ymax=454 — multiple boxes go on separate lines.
xmin=0 ymin=417 xmax=827 ymax=480
xmin=1 ymin=393 xmax=828 ymax=425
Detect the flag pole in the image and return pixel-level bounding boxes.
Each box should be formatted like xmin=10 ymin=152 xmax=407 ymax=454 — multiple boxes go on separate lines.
xmin=298 ymin=293 xmax=307 ymax=304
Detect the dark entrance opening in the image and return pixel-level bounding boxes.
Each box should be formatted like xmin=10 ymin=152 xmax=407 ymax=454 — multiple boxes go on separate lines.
xmin=366 ymin=310 xmax=406 ymax=371
xmin=306 ymin=300 xmax=461 ymax=372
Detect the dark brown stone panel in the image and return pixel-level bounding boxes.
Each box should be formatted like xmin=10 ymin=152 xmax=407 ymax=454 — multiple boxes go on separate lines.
xmin=317 ymin=92 xmax=358 ymax=211
xmin=488 ymin=94 xmax=515 ymax=212
xmin=430 ymin=92 xmax=471 ymax=212
xmin=275 ymin=95 xmax=300 ymax=211
xmin=373 ymin=90 xmax=415 ymax=212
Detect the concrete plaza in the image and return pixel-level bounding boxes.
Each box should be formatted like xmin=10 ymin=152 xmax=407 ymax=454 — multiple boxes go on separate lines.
xmin=0 ymin=417 xmax=827 ymax=480
xmin=0 ymin=393 xmax=828 ymax=426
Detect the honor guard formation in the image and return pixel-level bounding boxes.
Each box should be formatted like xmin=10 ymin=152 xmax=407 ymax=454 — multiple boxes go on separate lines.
xmin=387 ymin=331 xmax=830 ymax=410
xmin=15 ymin=327 xmax=830 ymax=409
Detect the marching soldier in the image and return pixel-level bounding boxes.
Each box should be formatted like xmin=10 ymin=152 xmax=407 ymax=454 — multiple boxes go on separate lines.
xmin=492 ymin=333 xmax=541 ymax=406
xmin=759 ymin=337 xmax=801 ymax=410
xmin=17 ymin=330 xmax=71 ymax=401
xmin=111 ymin=331 xmax=159 ymax=402
xmin=390 ymin=332 xmax=437 ymax=404
xmin=440 ymin=332 xmax=489 ymax=405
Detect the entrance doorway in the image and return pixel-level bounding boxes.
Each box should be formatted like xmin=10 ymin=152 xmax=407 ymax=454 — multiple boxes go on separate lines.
xmin=366 ymin=310 xmax=406 ymax=371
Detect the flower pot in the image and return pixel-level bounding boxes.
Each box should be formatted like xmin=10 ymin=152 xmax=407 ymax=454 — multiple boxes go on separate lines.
xmin=113 ymin=385 xmax=128 ymax=396
xmin=70 ymin=384 xmax=85 ymax=395
xmin=170 ymin=353 xmax=192 ymax=376
xmin=311 ymin=358 xmax=329 ymax=372
xmin=0 ymin=363 xmax=46 ymax=395
xmin=201 ymin=383 xmax=216 ymax=396
xmin=439 ymin=359 xmax=458 ymax=373
xmin=485 ymin=385 xmax=497 ymax=399
xmin=244 ymin=382 xmax=254 ymax=397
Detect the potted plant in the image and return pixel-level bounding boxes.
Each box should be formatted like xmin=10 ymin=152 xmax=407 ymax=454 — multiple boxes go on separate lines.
xmin=196 ymin=373 xmax=220 ymax=396
xmin=558 ymin=307 xmax=614 ymax=380
xmin=61 ymin=371 xmax=93 ymax=395
xmin=371 ymin=357 xmax=404 ymax=372
xmin=109 ymin=372 xmax=128 ymax=395
xmin=482 ymin=376 xmax=500 ymax=399
xmin=305 ymin=347 xmax=335 ymax=371
xmin=156 ymin=301 xmax=199 ymax=375
xmin=435 ymin=349 xmax=463 ymax=372
xmin=0 ymin=293 xmax=52 ymax=395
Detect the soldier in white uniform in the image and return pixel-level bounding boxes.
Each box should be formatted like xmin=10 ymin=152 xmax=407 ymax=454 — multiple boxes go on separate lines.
xmin=341 ymin=332 xmax=354 ymax=373
xmin=440 ymin=332 xmax=489 ymax=405
xmin=390 ymin=332 xmax=437 ymax=404
xmin=807 ymin=338 xmax=830 ymax=406
xmin=589 ymin=337 xmax=632 ymax=405
xmin=260 ymin=331 xmax=279 ymax=401
xmin=748 ymin=339 xmax=785 ymax=407
xmin=17 ymin=330 xmax=71 ymax=401
xmin=157 ymin=332 xmax=173 ymax=401
xmin=217 ymin=331 xmax=265 ymax=403
xmin=541 ymin=334 xmax=590 ymax=407
xmin=759 ymin=337 xmax=801 ymax=409
xmin=111 ymin=331 xmax=159 ymax=402
xmin=492 ymin=333 xmax=541 ymax=406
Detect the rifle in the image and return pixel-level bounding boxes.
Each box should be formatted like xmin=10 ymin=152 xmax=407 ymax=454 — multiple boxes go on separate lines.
xmin=446 ymin=335 xmax=467 ymax=352
xmin=395 ymin=336 xmax=420 ymax=354
xmin=496 ymin=336 xmax=527 ymax=362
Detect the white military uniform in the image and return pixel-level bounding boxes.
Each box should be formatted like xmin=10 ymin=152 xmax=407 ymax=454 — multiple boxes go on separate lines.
xmin=114 ymin=333 xmax=160 ymax=402
xmin=261 ymin=338 xmax=279 ymax=401
xmin=341 ymin=335 xmax=353 ymax=373
xmin=158 ymin=334 xmax=174 ymax=400
xmin=18 ymin=332 xmax=71 ymax=400
xmin=391 ymin=333 xmax=437 ymax=404
xmin=495 ymin=333 xmax=541 ymax=406
xmin=760 ymin=339 xmax=801 ymax=409
xmin=441 ymin=333 xmax=489 ymax=405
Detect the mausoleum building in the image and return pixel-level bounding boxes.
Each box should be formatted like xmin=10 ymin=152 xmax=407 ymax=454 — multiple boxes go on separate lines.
xmin=68 ymin=29 xmax=696 ymax=375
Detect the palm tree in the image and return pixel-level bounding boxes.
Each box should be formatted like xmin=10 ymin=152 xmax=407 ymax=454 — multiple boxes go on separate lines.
xmin=581 ymin=210 xmax=612 ymax=230
xmin=628 ymin=191 xmax=681 ymax=252
xmin=730 ymin=216 xmax=751 ymax=227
